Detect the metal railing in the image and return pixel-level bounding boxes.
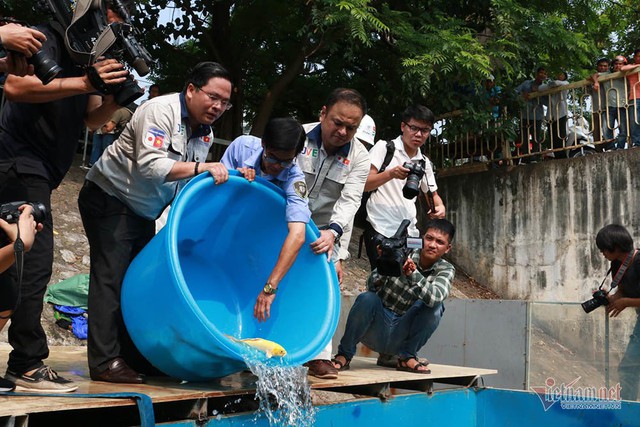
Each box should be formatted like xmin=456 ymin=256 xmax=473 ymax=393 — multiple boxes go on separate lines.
xmin=425 ymin=69 xmax=640 ymax=171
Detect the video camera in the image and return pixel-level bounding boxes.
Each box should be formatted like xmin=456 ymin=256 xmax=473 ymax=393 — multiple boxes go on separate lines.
xmin=33 ymin=0 xmax=154 ymax=105
xmin=376 ymin=219 xmax=423 ymax=277
xmin=0 ymin=201 xmax=47 ymax=224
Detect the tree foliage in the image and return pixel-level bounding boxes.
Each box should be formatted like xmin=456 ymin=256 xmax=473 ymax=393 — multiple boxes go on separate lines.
xmin=1 ymin=0 xmax=635 ymax=140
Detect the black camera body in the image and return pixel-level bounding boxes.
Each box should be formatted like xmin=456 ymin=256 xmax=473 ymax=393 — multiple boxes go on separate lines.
xmin=0 ymin=201 xmax=47 ymax=224
xmin=376 ymin=219 xmax=423 ymax=277
xmin=581 ymin=289 xmax=609 ymax=313
xmin=34 ymin=0 xmax=154 ymax=105
xmin=402 ymin=161 xmax=426 ymax=199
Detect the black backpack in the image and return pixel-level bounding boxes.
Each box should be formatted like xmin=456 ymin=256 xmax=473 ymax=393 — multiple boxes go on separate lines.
xmin=353 ymin=140 xmax=395 ymax=229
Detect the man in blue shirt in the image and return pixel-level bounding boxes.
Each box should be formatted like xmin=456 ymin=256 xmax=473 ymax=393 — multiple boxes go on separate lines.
xmin=221 ymin=117 xmax=310 ymax=321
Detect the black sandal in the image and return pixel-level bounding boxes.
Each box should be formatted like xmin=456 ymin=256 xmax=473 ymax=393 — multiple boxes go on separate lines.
xmin=331 ymin=354 xmax=351 ymax=371
xmin=396 ymin=357 xmax=431 ymax=374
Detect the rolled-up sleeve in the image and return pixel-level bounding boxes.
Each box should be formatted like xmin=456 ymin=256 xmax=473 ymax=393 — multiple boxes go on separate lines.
xmin=133 ymin=104 xmax=178 ymax=181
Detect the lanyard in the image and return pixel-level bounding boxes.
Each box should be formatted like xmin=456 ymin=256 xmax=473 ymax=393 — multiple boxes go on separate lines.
xmin=610 ymin=249 xmax=637 ymax=290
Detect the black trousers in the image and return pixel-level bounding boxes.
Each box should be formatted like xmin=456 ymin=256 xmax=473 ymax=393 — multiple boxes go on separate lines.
xmin=78 ymin=180 xmax=156 ymax=373
xmin=0 ymin=166 xmax=53 ymax=374
xmin=363 ymin=221 xmax=387 ymax=272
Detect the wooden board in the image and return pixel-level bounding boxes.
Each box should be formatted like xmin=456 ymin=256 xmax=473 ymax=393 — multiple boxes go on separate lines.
xmin=0 ymin=345 xmax=496 ymax=417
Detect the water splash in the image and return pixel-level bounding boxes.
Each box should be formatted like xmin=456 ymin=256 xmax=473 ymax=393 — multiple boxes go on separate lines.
xmin=244 ymin=356 xmax=317 ymax=427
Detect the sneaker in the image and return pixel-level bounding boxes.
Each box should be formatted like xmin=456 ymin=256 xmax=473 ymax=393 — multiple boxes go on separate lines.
xmin=5 ymin=365 xmax=78 ymax=393
xmin=0 ymin=377 xmax=15 ymax=392
xmin=303 ymin=359 xmax=338 ymax=379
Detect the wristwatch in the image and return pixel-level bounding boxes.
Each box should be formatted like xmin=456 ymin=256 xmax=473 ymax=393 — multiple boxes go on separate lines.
xmin=263 ymin=282 xmax=277 ymax=295
xmin=328 ymin=228 xmax=340 ymax=244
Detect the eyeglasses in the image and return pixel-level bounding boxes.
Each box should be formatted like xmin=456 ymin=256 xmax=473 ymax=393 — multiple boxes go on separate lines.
xmin=403 ymin=122 xmax=432 ymax=135
xmin=196 ymin=87 xmax=233 ymax=110
xmin=263 ymin=151 xmax=295 ymax=168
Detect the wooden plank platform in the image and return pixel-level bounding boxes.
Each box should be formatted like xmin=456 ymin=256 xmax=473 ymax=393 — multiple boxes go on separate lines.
xmin=0 ymin=345 xmax=496 ymax=421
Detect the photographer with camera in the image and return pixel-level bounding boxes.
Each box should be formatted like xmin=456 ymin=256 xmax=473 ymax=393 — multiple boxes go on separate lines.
xmin=363 ymin=105 xmax=445 ymax=270
xmin=0 ymin=1 xmax=132 ymax=393
xmin=332 ymin=219 xmax=455 ymax=374
xmin=0 ymin=204 xmax=43 ymax=392
xmin=0 ymin=22 xmax=46 ymax=77
xmin=591 ymin=224 xmax=640 ymax=400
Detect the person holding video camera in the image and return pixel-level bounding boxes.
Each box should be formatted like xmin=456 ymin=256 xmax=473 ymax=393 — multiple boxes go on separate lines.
xmin=332 ymin=219 xmax=455 ymax=374
xmin=0 ymin=2 xmax=132 ymax=393
xmin=221 ymin=117 xmax=310 ymax=322
xmin=79 ymin=61 xmax=232 ymax=384
xmin=593 ymin=224 xmax=640 ymax=401
xmin=0 ymin=22 xmax=47 ymax=77
xmin=363 ymin=105 xmax=445 ymax=273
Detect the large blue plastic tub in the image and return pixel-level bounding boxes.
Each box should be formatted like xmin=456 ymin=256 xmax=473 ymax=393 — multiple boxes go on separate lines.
xmin=121 ymin=172 xmax=340 ymax=381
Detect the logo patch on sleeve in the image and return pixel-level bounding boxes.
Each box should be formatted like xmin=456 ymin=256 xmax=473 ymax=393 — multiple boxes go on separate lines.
xmin=144 ymin=128 xmax=166 ymax=149
xmin=293 ymin=181 xmax=308 ymax=198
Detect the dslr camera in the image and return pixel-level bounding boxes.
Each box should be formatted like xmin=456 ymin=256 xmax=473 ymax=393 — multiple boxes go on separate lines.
xmin=581 ymin=289 xmax=609 ymax=314
xmin=376 ymin=219 xmax=423 ymax=277
xmin=0 ymin=17 xmax=62 ymax=84
xmin=402 ymin=161 xmax=426 ymax=199
xmin=34 ymin=0 xmax=154 ymax=105
xmin=0 ymin=201 xmax=47 ymax=224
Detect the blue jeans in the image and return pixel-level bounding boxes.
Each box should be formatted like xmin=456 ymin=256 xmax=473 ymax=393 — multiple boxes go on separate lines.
xmin=607 ymin=107 xmax=628 ymax=149
xmin=619 ymin=313 xmax=640 ymax=401
xmin=90 ymin=133 xmax=116 ymax=166
xmin=337 ymin=291 xmax=444 ymax=360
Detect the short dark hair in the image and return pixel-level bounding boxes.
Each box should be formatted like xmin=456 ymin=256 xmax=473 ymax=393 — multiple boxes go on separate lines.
xmin=536 ymin=66 xmax=547 ymax=73
xmin=597 ymin=57 xmax=610 ymax=66
xmin=596 ymin=224 xmax=634 ymax=253
xmin=263 ymin=118 xmax=306 ymax=154
xmin=324 ymin=88 xmax=367 ymax=115
xmin=424 ymin=219 xmax=456 ymax=243
xmin=105 ymin=0 xmax=134 ymax=14
xmin=634 ymin=49 xmax=640 ymax=56
xmin=149 ymin=84 xmax=159 ymax=91
xmin=183 ymin=62 xmax=233 ymax=92
xmin=402 ymin=105 xmax=435 ymax=126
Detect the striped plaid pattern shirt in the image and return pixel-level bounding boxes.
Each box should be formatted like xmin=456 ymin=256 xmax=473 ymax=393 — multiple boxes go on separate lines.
xmin=367 ymin=250 xmax=455 ymax=316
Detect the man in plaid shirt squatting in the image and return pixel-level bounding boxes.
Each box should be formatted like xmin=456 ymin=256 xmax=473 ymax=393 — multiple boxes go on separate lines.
xmin=332 ymin=218 xmax=455 ymax=373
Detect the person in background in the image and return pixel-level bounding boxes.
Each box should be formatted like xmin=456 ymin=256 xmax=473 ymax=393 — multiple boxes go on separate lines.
xmin=621 ymin=50 xmax=640 ymax=148
xmin=539 ymin=71 xmax=570 ymax=158
xmin=89 ymin=105 xmax=134 ymax=166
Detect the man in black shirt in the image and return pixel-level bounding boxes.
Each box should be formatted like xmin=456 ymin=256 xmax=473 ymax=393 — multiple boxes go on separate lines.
xmin=0 ymin=2 xmax=130 ymax=392
xmin=595 ymin=224 xmax=640 ymax=401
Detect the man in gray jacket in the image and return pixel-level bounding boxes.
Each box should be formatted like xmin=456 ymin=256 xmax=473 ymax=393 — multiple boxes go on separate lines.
xmin=298 ymin=88 xmax=371 ymax=379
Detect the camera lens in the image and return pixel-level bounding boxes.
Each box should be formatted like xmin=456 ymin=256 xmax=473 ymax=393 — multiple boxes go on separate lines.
xmin=28 ymin=50 xmax=62 ymax=85
xmin=581 ymin=298 xmax=601 ymax=313
xmin=403 ymin=175 xmax=421 ymax=199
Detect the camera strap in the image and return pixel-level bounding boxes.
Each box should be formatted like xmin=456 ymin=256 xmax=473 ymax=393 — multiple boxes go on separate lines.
xmin=610 ymin=249 xmax=637 ymax=290
xmin=0 ymin=227 xmax=25 ymax=320
xmin=64 ymin=0 xmax=117 ymax=66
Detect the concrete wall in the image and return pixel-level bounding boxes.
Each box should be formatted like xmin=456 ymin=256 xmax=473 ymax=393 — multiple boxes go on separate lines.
xmin=437 ymin=150 xmax=640 ymax=302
